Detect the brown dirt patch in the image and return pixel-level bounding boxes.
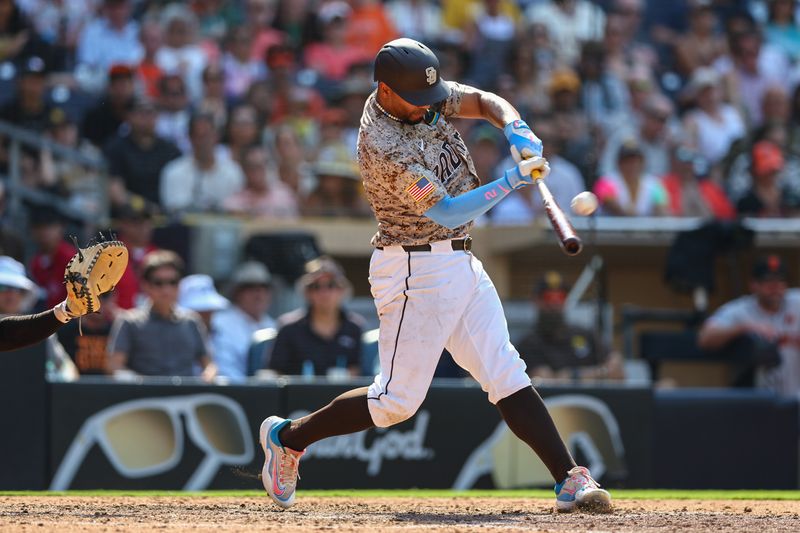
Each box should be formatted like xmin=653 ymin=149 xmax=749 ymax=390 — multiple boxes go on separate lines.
xmin=1 ymin=496 xmax=799 ymax=532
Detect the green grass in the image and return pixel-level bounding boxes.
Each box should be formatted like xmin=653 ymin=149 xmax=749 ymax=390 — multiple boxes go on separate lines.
xmin=1 ymin=490 xmax=799 ymax=500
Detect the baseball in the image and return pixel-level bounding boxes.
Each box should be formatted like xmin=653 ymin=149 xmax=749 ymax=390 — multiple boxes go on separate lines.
xmin=570 ymin=191 xmax=598 ymax=216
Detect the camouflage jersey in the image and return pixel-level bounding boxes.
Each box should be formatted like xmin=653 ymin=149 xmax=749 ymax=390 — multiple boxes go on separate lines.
xmin=357 ymin=82 xmax=481 ymax=247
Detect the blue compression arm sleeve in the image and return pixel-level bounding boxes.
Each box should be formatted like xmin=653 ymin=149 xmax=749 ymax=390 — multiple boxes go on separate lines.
xmin=424 ymin=175 xmax=515 ymax=229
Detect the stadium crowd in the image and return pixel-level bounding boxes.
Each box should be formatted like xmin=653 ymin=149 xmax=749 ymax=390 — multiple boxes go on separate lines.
xmin=1 ymin=0 xmax=800 ymax=390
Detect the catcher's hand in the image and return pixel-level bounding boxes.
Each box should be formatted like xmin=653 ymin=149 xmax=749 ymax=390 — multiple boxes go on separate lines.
xmin=63 ymin=233 xmax=128 ymax=318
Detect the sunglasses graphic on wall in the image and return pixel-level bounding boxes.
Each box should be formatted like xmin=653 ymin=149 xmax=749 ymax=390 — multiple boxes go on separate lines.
xmin=50 ymin=394 xmax=253 ymax=490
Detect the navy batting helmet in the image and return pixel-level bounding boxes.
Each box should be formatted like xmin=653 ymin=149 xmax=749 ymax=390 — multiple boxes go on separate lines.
xmin=373 ymin=38 xmax=451 ymax=106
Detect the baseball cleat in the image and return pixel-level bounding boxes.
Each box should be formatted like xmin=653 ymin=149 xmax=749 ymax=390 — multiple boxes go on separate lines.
xmin=260 ymin=416 xmax=305 ymax=509
xmin=554 ymin=466 xmax=612 ymax=513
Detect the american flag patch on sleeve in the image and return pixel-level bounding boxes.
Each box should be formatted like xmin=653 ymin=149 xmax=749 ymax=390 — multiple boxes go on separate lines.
xmin=406 ymin=176 xmax=436 ymax=202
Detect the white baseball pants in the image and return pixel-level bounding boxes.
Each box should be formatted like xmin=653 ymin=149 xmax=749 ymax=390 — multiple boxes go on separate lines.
xmin=366 ymin=239 xmax=531 ymax=427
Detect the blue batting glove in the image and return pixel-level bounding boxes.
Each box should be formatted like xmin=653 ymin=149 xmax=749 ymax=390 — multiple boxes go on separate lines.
xmin=504 ymin=119 xmax=543 ymax=161
xmin=503 ymin=157 xmax=550 ymax=189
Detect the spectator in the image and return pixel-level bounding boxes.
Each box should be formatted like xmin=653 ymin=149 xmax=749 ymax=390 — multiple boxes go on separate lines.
xmin=246 ymin=0 xmax=286 ymax=63
xmin=464 ymin=0 xmax=518 ymax=91
xmin=28 ymin=208 xmax=75 ymax=309
xmin=155 ymin=73 xmax=192 ymax=153
xmin=504 ymin=26 xmax=554 ymax=117
xmin=718 ymin=29 xmax=787 ymax=127
xmin=765 ymin=0 xmax=800 ymax=64
xmin=160 ymin=113 xmax=244 ymax=213
xmin=491 ymin=117 xmax=585 ymax=224
xmin=682 ymin=67 xmax=746 ymax=165
xmin=211 ymin=261 xmax=275 ymax=381
xmin=578 ymin=40 xmax=630 ymax=133
xmin=104 ymin=95 xmax=182 ymax=209
xmin=221 ymin=25 xmax=265 ymax=101
xmin=265 ymin=44 xmax=326 ymax=126
xmin=387 ymin=0 xmax=443 ymax=44
xmin=661 ymin=146 xmax=736 ymax=219
xmin=75 ymin=0 xmax=143 ymax=91
xmin=593 ymin=139 xmax=670 ymax=216
xmin=467 ymin=125 xmax=504 ymax=197
xmin=305 ymin=2 xmax=370 ymax=84
xmin=525 ymin=0 xmax=605 ymax=66
xmin=600 ymin=93 xmax=676 ymax=178
xmin=112 ymin=199 xmax=159 ymax=310
xmin=603 ymin=9 xmax=657 ymax=83
xmin=304 ymin=144 xmax=371 ymax=217
xmin=136 ymin=17 xmax=164 ymax=99
xmin=272 ymin=123 xmax=315 ymax=198
xmin=0 ymin=182 xmax=23 ymax=261
xmin=221 ymin=103 xmax=261 ymax=165
xmin=269 ymin=257 xmax=363 ymax=376
xmin=39 ymin=107 xmax=103 ymax=216
xmin=222 ymin=144 xmax=299 ymax=219
xmin=155 ymin=3 xmax=211 ymax=104
xmin=1 ymin=0 xmax=56 ymax=70
xmin=81 ymin=64 xmax=135 ymax=148
xmin=516 ymin=271 xmax=623 ymax=381
xmin=345 ymin=0 xmax=397 ymax=57
xmin=244 ymin=79 xmax=272 ymax=127
xmin=698 ymin=254 xmax=800 ymax=396
xmin=107 ymin=250 xmax=215 ymax=379
xmin=0 ymin=56 xmax=50 ymax=132
xmin=197 ymin=64 xmax=228 ymax=130
xmin=673 ymin=0 xmax=726 ymax=77
xmin=57 ymin=292 xmax=119 ymax=375
xmin=548 ymin=68 xmax=597 ymax=181
xmin=737 ymin=140 xmax=800 ymax=217
xmin=0 ymin=255 xmax=77 ymax=380
xmin=178 ymin=273 xmax=229 ymax=332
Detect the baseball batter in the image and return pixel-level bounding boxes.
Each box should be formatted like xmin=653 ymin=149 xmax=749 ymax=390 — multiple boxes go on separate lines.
xmin=260 ymin=38 xmax=611 ymax=512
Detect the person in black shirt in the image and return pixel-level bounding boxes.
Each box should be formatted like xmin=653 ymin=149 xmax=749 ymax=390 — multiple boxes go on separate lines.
xmin=269 ymin=257 xmax=363 ymax=376
xmin=104 ymin=94 xmax=181 ymax=208
xmin=0 ymin=56 xmax=50 ymax=132
xmin=82 ymin=64 xmax=135 ymax=148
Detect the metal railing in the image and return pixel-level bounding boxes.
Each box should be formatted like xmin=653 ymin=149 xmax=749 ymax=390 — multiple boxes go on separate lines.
xmin=0 ymin=119 xmax=109 ymax=234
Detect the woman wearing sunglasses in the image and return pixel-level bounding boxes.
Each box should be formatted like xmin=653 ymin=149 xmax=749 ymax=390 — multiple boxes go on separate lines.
xmin=268 ymin=257 xmax=362 ymax=377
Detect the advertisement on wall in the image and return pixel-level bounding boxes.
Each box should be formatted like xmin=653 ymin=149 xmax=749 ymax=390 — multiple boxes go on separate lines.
xmin=49 ymin=381 xmax=654 ymax=490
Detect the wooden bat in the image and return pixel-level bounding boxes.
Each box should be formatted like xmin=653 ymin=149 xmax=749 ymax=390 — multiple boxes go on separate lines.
xmin=532 ymin=170 xmax=583 ymax=256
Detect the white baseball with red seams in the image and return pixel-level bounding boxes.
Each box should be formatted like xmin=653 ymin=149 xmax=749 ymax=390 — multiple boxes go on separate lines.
xmin=570 ymin=191 xmax=599 ymax=216
xmin=358 ymin=83 xmax=532 ymax=428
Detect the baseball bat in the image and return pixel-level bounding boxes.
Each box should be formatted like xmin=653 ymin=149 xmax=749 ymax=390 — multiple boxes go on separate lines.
xmin=532 ymin=170 xmax=583 ymax=256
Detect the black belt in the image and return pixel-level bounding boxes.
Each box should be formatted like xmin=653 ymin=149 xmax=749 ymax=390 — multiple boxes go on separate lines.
xmin=377 ymin=237 xmax=472 ymax=252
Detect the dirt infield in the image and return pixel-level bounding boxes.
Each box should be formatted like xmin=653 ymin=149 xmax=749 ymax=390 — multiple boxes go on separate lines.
xmin=1 ymin=496 xmax=799 ymax=532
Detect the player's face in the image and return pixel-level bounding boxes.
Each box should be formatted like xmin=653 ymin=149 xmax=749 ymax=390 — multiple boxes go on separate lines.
xmin=385 ymin=87 xmax=431 ymax=125
xmin=752 ymin=278 xmax=787 ymax=312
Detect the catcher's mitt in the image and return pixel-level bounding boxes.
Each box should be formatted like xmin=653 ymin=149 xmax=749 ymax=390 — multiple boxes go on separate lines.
xmin=63 ymin=233 xmax=129 ymax=317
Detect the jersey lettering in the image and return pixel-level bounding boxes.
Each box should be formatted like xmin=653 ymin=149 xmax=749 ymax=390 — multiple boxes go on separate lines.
xmin=433 ymin=141 xmax=463 ymax=183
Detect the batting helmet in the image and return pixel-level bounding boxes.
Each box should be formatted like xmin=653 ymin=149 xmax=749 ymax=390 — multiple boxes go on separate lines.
xmin=373 ymin=38 xmax=451 ymax=106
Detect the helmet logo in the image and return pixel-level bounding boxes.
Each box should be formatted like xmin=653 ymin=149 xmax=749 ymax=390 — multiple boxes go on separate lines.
xmin=425 ymin=67 xmax=437 ymax=85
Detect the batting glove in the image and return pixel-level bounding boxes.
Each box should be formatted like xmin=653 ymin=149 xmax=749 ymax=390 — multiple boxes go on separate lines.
xmin=504 ymin=156 xmax=550 ymax=189
xmin=504 ymin=119 xmax=543 ymax=162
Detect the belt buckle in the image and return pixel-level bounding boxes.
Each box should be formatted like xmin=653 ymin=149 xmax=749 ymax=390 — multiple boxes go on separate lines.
xmin=463 ymin=236 xmax=473 ymax=251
